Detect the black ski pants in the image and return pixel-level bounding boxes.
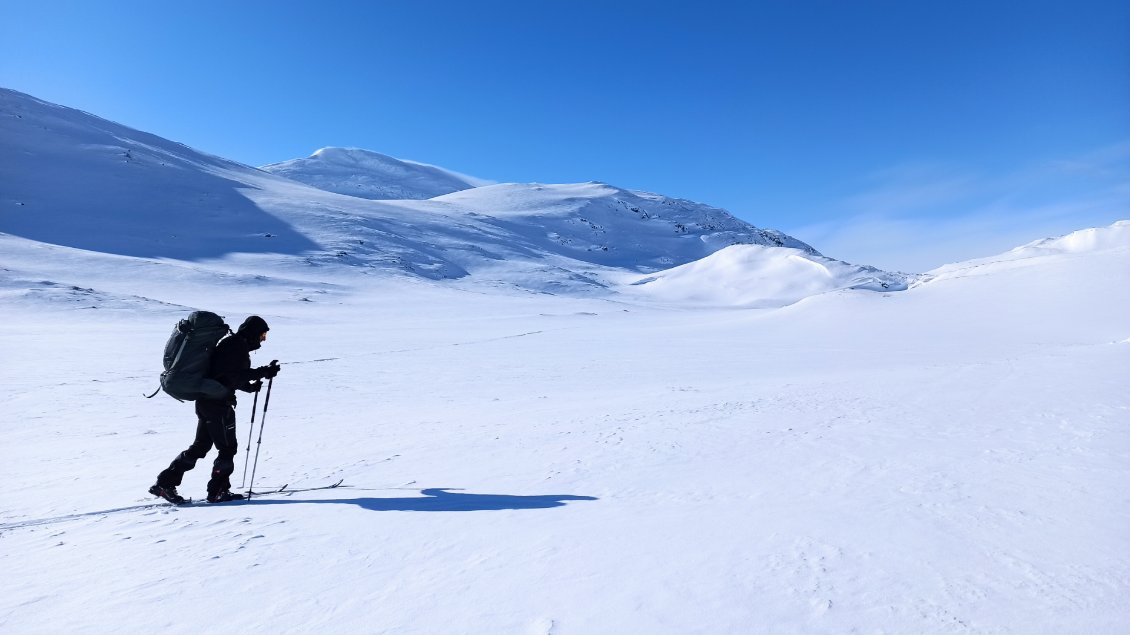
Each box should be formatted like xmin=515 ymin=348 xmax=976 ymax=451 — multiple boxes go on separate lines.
xmin=157 ymin=402 xmax=238 ymax=495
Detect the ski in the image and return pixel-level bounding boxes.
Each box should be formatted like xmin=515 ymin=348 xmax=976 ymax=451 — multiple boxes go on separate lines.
xmin=148 ymin=491 xmax=204 ymax=507
xmin=4 ymin=479 xmax=359 ymax=533
xmin=247 ymin=479 xmax=345 ymax=497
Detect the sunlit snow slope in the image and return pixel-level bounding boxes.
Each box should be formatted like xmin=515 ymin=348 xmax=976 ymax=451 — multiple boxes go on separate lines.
xmin=261 ymin=147 xmax=489 ymax=200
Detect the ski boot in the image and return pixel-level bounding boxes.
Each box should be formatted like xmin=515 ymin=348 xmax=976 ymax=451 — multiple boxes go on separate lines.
xmin=207 ymin=490 xmax=246 ymax=503
xmin=149 ymin=483 xmax=188 ymax=505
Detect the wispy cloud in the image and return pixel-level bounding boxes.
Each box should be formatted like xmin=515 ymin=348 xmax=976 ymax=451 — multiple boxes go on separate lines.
xmin=788 ymin=142 xmax=1130 ymax=273
xmin=1042 ymin=140 xmax=1130 ymax=178
xmin=843 ymin=164 xmax=979 ymax=217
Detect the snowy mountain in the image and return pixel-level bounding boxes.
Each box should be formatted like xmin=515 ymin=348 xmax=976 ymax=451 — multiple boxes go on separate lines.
xmin=1 ymin=86 xmax=911 ymax=305
xmin=0 ymin=88 xmax=319 ymax=260
xmin=2 ymin=85 xmax=1129 ymax=633
xmin=431 ymin=181 xmax=818 ymax=267
xmin=261 ymin=147 xmax=488 ymax=200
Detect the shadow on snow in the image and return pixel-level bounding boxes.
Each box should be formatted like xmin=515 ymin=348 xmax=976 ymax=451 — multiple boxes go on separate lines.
xmin=244 ymin=487 xmax=597 ymax=512
xmin=0 ymin=489 xmax=597 ymax=532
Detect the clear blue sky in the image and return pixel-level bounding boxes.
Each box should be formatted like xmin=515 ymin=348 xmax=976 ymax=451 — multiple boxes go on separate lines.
xmin=3 ymin=1 xmax=1128 ymax=270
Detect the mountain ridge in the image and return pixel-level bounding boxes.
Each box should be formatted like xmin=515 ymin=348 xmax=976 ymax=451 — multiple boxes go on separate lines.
xmin=0 ymin=87 xmax=944 ymax=305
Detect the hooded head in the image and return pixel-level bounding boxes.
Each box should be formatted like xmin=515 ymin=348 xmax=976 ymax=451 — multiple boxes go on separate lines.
xmin=237 ymin=315 xmax=270 ymax=350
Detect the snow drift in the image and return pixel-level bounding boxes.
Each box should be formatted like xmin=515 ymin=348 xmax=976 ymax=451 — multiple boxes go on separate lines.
xmin=626 ymin=244 xmax=912 ymax=307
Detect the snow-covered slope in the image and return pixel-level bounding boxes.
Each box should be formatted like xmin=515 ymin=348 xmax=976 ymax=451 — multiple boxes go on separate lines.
xmin=926 ymin=220 xmax=1130 ymax=278
xmin=0 ymin=88 xmax=320 ymax=260
xmin=425 ymin=181 xmax=819 ymax=272
xmin=261 ymin=147 xmax=488 ymax=200
xmin=1013 ymin=219 xmax=1130 ymax=254
xmin=1 ymin=219 xmax=1127 ymax=633
xmin=3 ymin=87 xmax=893 ymax=303
xmin=625 ymin=244 xmax=913 ymax=308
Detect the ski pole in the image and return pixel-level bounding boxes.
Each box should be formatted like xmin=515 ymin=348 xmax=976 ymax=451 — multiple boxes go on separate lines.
xmin=239 ymin=387 xmax=260 ymax=489
xmin=246 ymin=373 xmax=274 ymax=500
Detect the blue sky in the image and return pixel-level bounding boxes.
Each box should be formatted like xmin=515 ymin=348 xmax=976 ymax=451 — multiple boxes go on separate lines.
xmin=3 ymin=1 xmax=1128 ymax=271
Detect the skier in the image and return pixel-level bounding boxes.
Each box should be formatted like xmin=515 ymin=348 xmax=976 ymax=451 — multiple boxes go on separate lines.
xmin=149 ymin=316 xmax=280 ymax=504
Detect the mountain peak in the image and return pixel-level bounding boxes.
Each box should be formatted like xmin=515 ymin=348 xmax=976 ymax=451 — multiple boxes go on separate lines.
xmin=309 ymin=146 xmax=396 ymax=163
xmin=262 ymin=147 xmax=486 ymax=200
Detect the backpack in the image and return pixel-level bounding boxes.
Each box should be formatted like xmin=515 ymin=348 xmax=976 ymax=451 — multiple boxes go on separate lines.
xmin=151 ymin=311 xmax=232 ymax=401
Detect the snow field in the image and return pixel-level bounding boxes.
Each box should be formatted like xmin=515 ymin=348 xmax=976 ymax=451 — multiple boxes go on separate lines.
xmin=2 ymin=237 xmax=1127 ymax=632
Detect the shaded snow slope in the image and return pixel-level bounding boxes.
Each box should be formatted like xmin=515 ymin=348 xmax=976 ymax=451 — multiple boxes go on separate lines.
xmin=0 ymin=88 xmax=321 ymax=260
xmin=625 ymin=244 xmax=914 ymax=308
xmin=261 ymin=147 xmax=488 ymax=200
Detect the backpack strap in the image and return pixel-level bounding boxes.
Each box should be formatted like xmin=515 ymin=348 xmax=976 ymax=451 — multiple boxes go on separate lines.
xmin=168 ymin=320 xmax=194 ymax=369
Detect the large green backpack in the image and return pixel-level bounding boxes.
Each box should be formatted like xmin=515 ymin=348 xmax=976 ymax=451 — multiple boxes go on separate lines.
xmin=154 ymin=311 xmax=232 ymax=401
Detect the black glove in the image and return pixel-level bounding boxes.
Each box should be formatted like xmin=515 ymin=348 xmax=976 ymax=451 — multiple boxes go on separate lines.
xmin=248 ymin=380 xmax=263 ymax=393
xmin=257 ymin=361 xmax=280 ymax=379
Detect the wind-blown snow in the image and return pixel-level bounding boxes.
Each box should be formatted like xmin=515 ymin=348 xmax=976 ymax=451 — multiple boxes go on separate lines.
xmin=2 ymin=87 xmax=1128 ymax=634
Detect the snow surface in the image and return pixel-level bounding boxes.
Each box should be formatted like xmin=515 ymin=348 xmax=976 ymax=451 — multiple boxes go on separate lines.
xmin=261 ymin=147 xmax=490 ymax=201
xmin=927 ymin=220 xmax=1130 ymax=278
xmin=624 ymin=244 xmax=911 ymax=308
xmin=1 ymin=87 xmax=1129 ymax=633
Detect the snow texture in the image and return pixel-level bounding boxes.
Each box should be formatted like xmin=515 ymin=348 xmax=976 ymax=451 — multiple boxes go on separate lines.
xmin=625 ymin=244 xmax=912 ymax=308
xmin=261 ymin=147 xmax=490 ymax=201
xmin=1 ymin=87 xmax=1129 ymax=634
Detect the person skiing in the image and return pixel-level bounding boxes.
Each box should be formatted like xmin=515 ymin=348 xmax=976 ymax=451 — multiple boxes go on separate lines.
xmin=149 ymin=316 xmax=280 ymax=504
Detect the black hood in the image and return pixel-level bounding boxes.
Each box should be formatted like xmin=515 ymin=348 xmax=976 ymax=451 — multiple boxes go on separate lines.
xmin=237 ymin=315 xmax=269 ymax=350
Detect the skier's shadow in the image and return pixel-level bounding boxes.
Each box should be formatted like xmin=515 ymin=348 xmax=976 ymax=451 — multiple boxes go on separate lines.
xmin=245 ymin=487 xmax=597 ymax=512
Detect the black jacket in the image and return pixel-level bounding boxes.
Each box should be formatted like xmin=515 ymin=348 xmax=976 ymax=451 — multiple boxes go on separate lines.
xmin=195 ymin=332 xmax=262 ymax=417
